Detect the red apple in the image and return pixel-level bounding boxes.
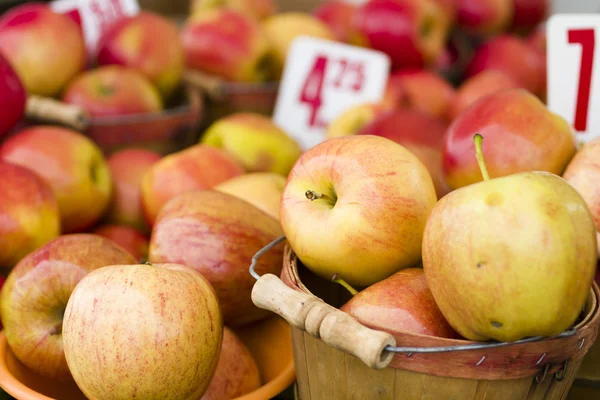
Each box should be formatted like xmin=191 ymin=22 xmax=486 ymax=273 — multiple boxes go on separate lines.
xmin=526 ymin=25 xmax=546 ymax=55
xmin=465 ymin=34 xmax=545 ymax=96
xmin=359 ymin=109 xmax=450 ymax=198
xmin=0 ymin=53 xmax=26 ymax=138
xmin=93 ymin=225 xmax=149 ymax=263
xmin=149 ymin=190 xmax=284 ymax=326
xmin=510 ymin=0 xmax=549 ymax=33
xmin=141 ymin=144 xmax=245 ymax=226
xmin=181 ymin=9 xmax=272 ymax=82
xmin=0 ymin=275 xmax=5 ymax=330
xmin=326 ymin=103 xmax=392 ymax=139
xmin=0 ymin=161 xmax=60 ymax=268
xmin=455 ymin=0 xmax=514 ymax=35
xmin=105 ymin=148 xmax=162 ymax=232
xmin=1 ymin=126 xmax=112 ymax=233
xmin=312 ymin=1 xmax=357 ymax=43
xmin=442 ymin=89 xmax=577 ymax=190
xmin=62 ymin=66 xmax=163 ymax=117
xmin=96 ymin=11 xmax=184 ymax=98
xmin=351 ymin=0 xmax=450 ymax=69
xmin=0 ymin=3 xmax=85 ymax=96
xmin=341 ymin=268 xmax=459 ymax=338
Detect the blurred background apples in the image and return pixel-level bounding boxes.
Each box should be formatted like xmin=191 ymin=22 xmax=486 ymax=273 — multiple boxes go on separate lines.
xmin=92 ymin=224 xmax=149 ymax=263
xmin=191 ymin=0 xmax=277 ymax=21
xmin=455 ymin=0 xmax=514 ymax=36
xmin=0 ymin=52 xmax=25 ymax=139
xmin=312 ymin=0 xmax=357 ymax=43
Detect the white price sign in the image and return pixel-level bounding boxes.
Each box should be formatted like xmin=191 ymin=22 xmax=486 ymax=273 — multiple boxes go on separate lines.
xmin=51 ymin=0 xmax=140 ymax=54
xmin=548 ymin=14 xmax=600 ymax=144
xmin=273 ymin=36 xmax=390 ymax=151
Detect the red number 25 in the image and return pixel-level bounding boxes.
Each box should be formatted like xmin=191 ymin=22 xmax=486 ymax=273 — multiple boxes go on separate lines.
xmin=569 ymin=28 xmax=595 ymax=132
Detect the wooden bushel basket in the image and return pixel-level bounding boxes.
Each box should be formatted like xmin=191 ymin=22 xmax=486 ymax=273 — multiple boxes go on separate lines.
xmin=250 ymin=242 xmax=600 ymax=400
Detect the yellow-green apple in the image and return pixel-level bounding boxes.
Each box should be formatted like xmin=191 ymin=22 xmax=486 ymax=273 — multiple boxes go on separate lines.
xmin=149 ymin=190 xmax=284 ymax=326
xmin=201 ymin=113 xmax=302 ymax=176
xmin=201 ymin=327 xmax=261 ymax=400
xmin=96 ymin=11 xmax=184 ymax=99
xmin=455 ymin=0 xmax=514 ymax=35
xmin=62 ymin=66 xmax=163 ymax=117
xmin=326 ymin=103 xmax=392 ymax=139
xmin=62 ymin=262 xmax=222 ymax=400
xmin=215 ymin=172 xmax=287 ymax=220
xmin=350 ymin=0 xmax=449 ymax=69
xmin=105 ymin=148 xmax=162 ymax=232
xmin=264 ymin=12 xmax=335 ymax=79
xmin=0 ymin=3 xmax=85 ymax=97
xmin=510 ymin=0 xmax=549 ymax=33
xmin=0 ymin=162 xmax=60 ymax=268
xmin=1 ymin=126 xmax=113 ymax=233
xmin=358 ymin=109 xmax=450 ymax=198
xmin=312 ymin=1 xmax=357 ymax=43
xmin=280 ymin=135 xmax=437 ymax=287
xmin=181 ymin=9 xmax=273 ymax=82
xmin=423 ymin=135 xmax=597 ymax=342
xmin=140 ymin=144 xmax=244 ymax=226
xmin=447 ymin=70 xmax=521 ymax=121
xmin=93 ymin=225 xmax=149 ymax=263
xmin=191 ymin=0 xmax=276 ymax=21
xmin=442 ymin=89 xmax=576 ymax=190
xmin=0 ymin=234 xmax=136 ymax=380
xmin=465 ymin=34 xmax=545 ymax=96
xmin=0 ymin=53 xmax=26 ymax=138
xmin=340 ymin=268 xmax=459 ymax=338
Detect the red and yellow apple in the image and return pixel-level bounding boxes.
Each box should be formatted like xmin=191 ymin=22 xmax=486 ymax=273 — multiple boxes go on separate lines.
xmin=0 ymin=162 xmax=60 ymax=268
xmin=280 ymin=135 xmax=437 ymax=287
xmin=93 ymin=225 xmax=149 ymax=263
xmin=312 ymin=1 xmax=357 ymax=43
xmin=62 ymin=66 xmax=163 ymax=117
xmin=191 ymin=0 xmax=276 ymax=21
xmin=442 ymin=89 xmax=577 ymax=190
xmin=1 ymin=126 xmax=112 ymax=233
xmin=327 ymin=103 xmax=392 ymax=139
xmin=455 ymin=0 xmax=514 ymax=35
xmin=0 ymin=234 xmax=136 ymax=380
xmin=96 ymin=11 xmax=184 ymax=98
xmin=0 ymin=52 xmax=26 ymax=138
xmin=0 ymin=3 xmax=85 ymax=96
xmin=149 ymin=190 xmax=284 ymax=326
xmin=141 ymin=144 xmax=244 ymax=226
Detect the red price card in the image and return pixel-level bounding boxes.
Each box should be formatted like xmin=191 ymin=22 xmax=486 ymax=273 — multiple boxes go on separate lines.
xmin=51 ymin=0 xmax=140 ymax=54
xmin=548 ymin=14 xmax=600 ymax=144
xmin=272 ymin=36 xmax=391 ymax=150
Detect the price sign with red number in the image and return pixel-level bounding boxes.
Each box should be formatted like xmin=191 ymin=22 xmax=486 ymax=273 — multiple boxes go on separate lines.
xmin=51 ymin=0 xmax=139 ymax=54
xmin=273 ymin=36 xmax=391 ymax=151
xmin=548 ymin=14 xmax=600 ymax=144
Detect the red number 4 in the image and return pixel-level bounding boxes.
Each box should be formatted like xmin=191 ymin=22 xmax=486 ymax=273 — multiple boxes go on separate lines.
xmin=568 ymin=28 xmax=595 ymax=131
xmin=299 ymin=55 xmax=328 ymax=128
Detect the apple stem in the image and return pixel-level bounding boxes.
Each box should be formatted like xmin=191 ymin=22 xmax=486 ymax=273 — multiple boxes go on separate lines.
xmin=305 ymin=190 xmax=333 ymax=202
xmin=474 ymin=133 xmax=490 ymax=181
xmin=332 ymin=274 xmax=359 ymax=296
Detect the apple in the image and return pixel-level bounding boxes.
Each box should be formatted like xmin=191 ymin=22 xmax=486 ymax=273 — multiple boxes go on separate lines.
xmin=455 ymin=0 xmax=514 ymax=35
xmin=312 ymin=1 xmax=357 ymax=43
xmin=526 ymin=25 xmax=546 ymax=55
xmin=280 ymin=135 xmax=437 ymax=287
xmin=1 ymin=126 xmax=112 ymax=233
xmin=0 ymin=3 xmax=85 ymax=97
xmin=62 ymin=66 xmax=163 ymax=117
xmin=0 ymin=234 xmax=136 ymax=380
xmin=93 ymin=225 xmax=149 ymax=263
xmin=465 ymin=34 xmax=545 ymax=96
xmin=358 ymin=109 xmax=450 ymax=198
xmin=181 ymin=9 xmax=273 ymax=82
xmin=326 ymin=103 xmax=392 ymax=139
xmin=140 ymin=144 xmax=245 ymax=226
xmin=63 ymin=262 xmax=222 ymax=400
xmin=351 ymin=0 xmax=449 ymax=69
xmin=0 ymin=275 xmax=5 ymax=330
xmin=96 ymin=11 xmax=184 ymax=99
xmin=423 ymin=135 xmax=596 ymax=342
xmin=105 ymin=148 xmax=162 ymax=232
xmin=215 ymin=172 xmax=287 ymax=220
xmin=263 ymin=12 xmax=335 ymax=79
xmin=442 ymin=89 xmax=576 ymax=190
xmin=201 ymin=113 xmax=302 ymax=176
xmin=340 ymin=268 xmax=459 ymax=338
xmin=447 ymin=70 xmax=521 ymax=121
xmin=149 ymin=190 xmax=285 ymax=326
xmin=510 ymin=0 xmax=549 ymax=33
xmin=0 ymin=52 xmax=26 ymax=139
xmin=191 ymin=0 xmax=276 ymax=21
xmin=201 ymin=327 xmax=261 ymax=400
xmin=0 ymin=162 xmax=60 ymax=268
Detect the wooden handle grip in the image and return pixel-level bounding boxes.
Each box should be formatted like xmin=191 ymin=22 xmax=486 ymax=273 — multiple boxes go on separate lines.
xmin=183 ymin=69 xmax=224 ymax=99
xmin=251 ymin=274 xmax=396 ymax=369
xmin=25 ymin=96 xmax=90 ymax=131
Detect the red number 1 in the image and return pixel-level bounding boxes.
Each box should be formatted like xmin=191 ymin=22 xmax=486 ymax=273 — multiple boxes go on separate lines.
xmin=299 ymin=55 xmax=328 ymax=128
xmin=568 ymin=28 xmax=595 ymax=131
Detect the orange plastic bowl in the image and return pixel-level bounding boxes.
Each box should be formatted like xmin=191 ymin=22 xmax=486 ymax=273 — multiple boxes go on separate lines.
xmin=0 ymin=316 xmax=295 ymax=400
